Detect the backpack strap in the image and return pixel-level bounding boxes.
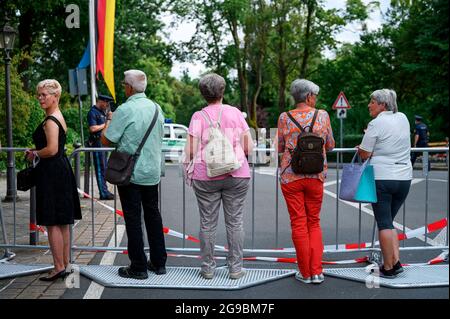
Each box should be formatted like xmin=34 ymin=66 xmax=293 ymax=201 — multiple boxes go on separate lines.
xmin=286 ymin=112 xmax=305 ymax=133
xmin=308 ymin=109 xmax=319 ymax=133
xmin=200 ymin=106 xmax=223 ymax=128
xmin=286 ymin=109 xmax=319 ymax=133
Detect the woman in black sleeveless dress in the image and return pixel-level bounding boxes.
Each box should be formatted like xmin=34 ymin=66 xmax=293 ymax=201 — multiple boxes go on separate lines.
xmin=26 ymin=79 xmax=81 ymax=281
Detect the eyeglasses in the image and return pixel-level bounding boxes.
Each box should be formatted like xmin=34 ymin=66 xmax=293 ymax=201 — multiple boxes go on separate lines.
xmin=121 ymin=81 xmax=129 ymax=86
xmin=37 ymin=93 xmax=53 ymax=99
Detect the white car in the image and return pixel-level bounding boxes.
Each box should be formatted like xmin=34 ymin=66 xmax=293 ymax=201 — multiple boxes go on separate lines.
xmin=163 ymin=123 xmax=188 ymax=161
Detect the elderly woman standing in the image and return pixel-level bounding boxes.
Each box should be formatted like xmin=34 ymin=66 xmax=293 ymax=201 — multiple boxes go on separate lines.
xmin=25 ymin=79 xmax=82 ymax=281
xmin=277 ymin=79 xmax=334 ymax=284
xmin=185 ymin=73 xmax=254 ymax=280
xmin=358 ymin=89 xmax=412 ymax=278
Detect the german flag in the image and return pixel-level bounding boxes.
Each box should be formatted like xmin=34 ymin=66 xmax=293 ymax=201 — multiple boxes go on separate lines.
xmin=96 ymin=0 xmax=116 ymax=101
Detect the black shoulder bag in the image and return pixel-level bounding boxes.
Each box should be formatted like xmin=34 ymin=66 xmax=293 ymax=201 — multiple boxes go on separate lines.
xmin=17 ymin=155 xmax=40 ymax=191
xmin=105 ymin=107 xmax=159 ymax=186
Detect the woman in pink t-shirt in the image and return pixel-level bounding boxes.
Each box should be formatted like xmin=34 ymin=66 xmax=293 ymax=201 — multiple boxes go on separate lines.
xmin=185 ymin=73 xmax=254 ymax=280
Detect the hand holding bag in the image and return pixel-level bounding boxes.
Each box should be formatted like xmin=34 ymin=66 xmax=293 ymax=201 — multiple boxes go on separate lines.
xmin=105 ymin=107 xmax=159 ymax=186
xmin=17 ymin=154 xmax=40 ymax=191
xmin=338 ymin=152 xmax=377 ymax=203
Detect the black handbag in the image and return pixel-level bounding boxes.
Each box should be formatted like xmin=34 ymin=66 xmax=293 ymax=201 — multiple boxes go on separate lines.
xmin=105 ymin=107 xmax=159 ymax=186
xmin=17 ymin=156 xmax=39 ymax=191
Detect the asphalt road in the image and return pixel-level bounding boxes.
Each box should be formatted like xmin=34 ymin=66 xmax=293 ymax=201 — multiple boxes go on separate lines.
xmin=62 ymin=165 xmax=449 ymax=300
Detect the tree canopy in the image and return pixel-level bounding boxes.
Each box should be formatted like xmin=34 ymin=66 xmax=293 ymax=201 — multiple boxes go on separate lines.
xmin=0 ymin=0 xmax=448 ymax=164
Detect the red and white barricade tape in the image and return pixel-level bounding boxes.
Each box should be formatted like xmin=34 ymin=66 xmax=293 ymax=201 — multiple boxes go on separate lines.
xmin=167 ymin=253 xmax=369 ymax=265
xmin=402 ymin=251 xmax=449 ymax=267
xmin=77 ymin=188 xmax=124 ymax=217
xmin=74 ymin=190 xmax=447 ymax=255
xmin=163 ymin=227 xmax=200 ymax=244
xmin=30 ymin=223 xmax=48 ymax=236
xmin=323 ymin=217 xmax=448 ymax=251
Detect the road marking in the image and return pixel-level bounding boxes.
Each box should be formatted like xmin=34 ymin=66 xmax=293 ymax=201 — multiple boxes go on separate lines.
xmin=323 ymin=181 xmax=440 ymax=246
xmin=83 ymin=225 xmax=126 ymax=299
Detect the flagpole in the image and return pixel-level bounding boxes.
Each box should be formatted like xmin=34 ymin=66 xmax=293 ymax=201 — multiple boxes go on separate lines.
xmin=89 ymin=0 xmax=97 ymax=105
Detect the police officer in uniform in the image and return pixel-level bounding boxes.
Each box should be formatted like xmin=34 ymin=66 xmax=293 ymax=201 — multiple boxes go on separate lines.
xmin=411 ymin=115 xmax=430 ymax=167
xmin=87 ymin=94 xmax=115 ymax=200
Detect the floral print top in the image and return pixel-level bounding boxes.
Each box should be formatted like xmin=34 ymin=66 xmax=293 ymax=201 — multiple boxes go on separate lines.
xmin=277 ymin=105 xmax=335 ymax=184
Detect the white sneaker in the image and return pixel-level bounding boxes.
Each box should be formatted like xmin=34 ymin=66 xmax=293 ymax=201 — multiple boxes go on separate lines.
xmin=311 ymin=274 xmax=324 ymax=284
xmin=295 ymin=272 xmax=312 ymax=284
xmin=200 ymin=270 xmax=214 ymax=280
xmin=229 ymin=269 xmax=246 ymax=280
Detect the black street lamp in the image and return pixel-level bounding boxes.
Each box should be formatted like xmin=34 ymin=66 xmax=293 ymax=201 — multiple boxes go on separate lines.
xmin=0 ymin=16 xmax=17 ymax=202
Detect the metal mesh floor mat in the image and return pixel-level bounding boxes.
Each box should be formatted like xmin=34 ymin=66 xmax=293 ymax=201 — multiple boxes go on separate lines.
xmin=324 ymin=264 xmax=449 ymax=288
xmin=0 ymin=263 xmax=53 ymax=279
xmin=80 ymin=266 xmax=295 ymax=290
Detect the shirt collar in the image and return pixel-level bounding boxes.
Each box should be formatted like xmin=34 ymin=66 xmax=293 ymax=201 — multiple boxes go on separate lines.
xmin=377 ymin=111 xmax=393 ymax=118
xmin=126 ymin=92 xmax=147 ymax=103
xmin=94 ymin=105 xmax=106 ymax=114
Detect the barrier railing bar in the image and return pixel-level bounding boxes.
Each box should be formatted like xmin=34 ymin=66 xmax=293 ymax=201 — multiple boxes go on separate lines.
xmin=1 ymin=147 xmax=448 ymax=258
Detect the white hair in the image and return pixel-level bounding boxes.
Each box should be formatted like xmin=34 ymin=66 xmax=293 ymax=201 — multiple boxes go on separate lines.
xmin=36 ymin=79 xmax=62 ymax=98
xmin=124 ymin=69 xmax=147 ymax=93
xmin=371 ymin=89 xmax=398 ymax=113
xmin=290 ymin=79 xmax=320 ymax=103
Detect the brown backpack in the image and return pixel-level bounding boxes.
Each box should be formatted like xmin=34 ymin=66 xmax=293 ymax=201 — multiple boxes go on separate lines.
xmin=286 ymin=110 xmax=324 ymax=174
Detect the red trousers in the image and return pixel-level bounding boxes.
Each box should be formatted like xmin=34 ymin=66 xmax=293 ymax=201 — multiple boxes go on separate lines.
xmin=281 ymin=178 xmax=324 ymax=278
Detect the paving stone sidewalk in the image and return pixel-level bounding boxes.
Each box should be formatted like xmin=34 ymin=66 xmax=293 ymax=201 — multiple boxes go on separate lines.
xmin=1 ymin=178 xmax=120 ymax=299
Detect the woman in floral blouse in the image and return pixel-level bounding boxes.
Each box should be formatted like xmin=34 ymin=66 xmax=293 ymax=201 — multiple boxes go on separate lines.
xmin=277 ymin=79 xmax=335 ymax=285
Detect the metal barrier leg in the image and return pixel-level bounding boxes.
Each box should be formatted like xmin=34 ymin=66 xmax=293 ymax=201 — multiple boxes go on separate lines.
xmin=90 ymin=152 xmax=95 ymax=245
xmin=252 ymin=162 xmax=255 ymax=249
xmin=368 ymin=218 xmax=381 ymax=265
xmin=30 ymin=187 xmax=37 ymax=245
xmin=275 ymin=167 xmax=279 ymax=248
xmin=447 ymin=150 xmax=449 ymax=247
xmin=335 ymin=152 xmax=340 ymax=249
xmin=0 ymin=197 xmax=14 ymax=261
xmin=84 ymin=149 xmax=91 ymax=194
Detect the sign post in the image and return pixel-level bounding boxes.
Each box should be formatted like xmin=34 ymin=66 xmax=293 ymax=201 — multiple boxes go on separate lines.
xmin=332 ymin=92 xmax=351 ymax=148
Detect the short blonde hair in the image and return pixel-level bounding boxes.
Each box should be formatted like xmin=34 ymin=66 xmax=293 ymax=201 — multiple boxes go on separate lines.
xmin=36 ymin=79 xmax=62 ymax=98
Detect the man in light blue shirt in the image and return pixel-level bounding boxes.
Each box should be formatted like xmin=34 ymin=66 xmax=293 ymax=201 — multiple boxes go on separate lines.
xmin=101 ymin=69 xmax=167 ymax=279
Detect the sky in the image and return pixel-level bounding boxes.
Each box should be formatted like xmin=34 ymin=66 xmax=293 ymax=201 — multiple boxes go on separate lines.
xmin=160 ymin=0 xmax=391 ymax=79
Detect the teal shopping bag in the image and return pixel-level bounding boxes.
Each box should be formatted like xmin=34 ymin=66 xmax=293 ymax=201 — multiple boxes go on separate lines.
xmin=354 ymin=163 xmax=377 ymax=203
xmin=339 ymin=152 xmax=377 ymax=203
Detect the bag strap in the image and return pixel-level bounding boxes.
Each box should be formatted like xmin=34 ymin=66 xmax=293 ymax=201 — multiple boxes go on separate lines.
xmin=134 ymin=104 xmax=159 ymax=158
xmin=286 ymin=109 xmax=319 ymax=133
xmin=308 ymin=109 xmax=319 ymax=133
xmin=200 ymin=105 xmax=223 ymax=128
xmin=286 ymin=112 xmax=305 ymax=133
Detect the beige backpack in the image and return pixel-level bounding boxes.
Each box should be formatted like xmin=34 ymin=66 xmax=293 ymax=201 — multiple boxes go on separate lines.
xmin=200 ymin=106 xmax=241 ymax=177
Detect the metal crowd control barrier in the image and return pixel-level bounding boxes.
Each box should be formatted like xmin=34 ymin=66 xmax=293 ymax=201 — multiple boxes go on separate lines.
xmin=1 ymin=146 xmax=448 ymax=263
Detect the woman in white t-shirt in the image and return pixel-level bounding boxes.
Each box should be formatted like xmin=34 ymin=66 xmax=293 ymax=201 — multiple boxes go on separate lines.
xmin=358 ymin=89 xmax=412 ymax=279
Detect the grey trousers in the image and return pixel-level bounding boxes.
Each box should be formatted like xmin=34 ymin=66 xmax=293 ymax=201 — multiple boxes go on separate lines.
xmin=193 ymin=177 xmax=250 ymax=273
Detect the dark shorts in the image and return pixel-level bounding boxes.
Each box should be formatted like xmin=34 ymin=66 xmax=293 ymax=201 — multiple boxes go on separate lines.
xmin=371 ymin=180 xmax=411 ymax=231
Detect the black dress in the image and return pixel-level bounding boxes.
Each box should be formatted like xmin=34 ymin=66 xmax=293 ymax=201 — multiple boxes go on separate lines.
xmin=32 ymin=116 xmax=82 ymax=226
